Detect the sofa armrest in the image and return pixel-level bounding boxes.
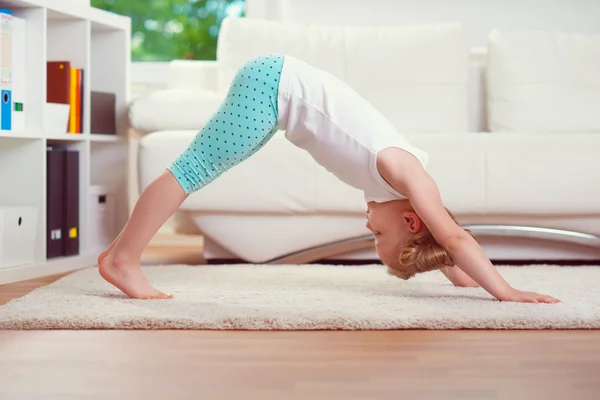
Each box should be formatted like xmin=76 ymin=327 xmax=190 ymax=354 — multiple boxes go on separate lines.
xmin=128 ymin=89 xmax=224 ymax=133
xmin=167 ymin=60 xmax=219 ymax=92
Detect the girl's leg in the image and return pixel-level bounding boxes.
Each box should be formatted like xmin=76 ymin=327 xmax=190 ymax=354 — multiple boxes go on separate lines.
xmin=99 ymin=171 xmax=187 ymax=299
xmin=99 ymin=54 xmax=285 ymax=299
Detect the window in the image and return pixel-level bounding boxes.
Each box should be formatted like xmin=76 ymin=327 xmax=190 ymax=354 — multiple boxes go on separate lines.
xmin=91 ymin=0 xmax=246 ymax=61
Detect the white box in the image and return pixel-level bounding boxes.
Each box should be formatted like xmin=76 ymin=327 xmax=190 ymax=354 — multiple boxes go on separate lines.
xmin=88 ymin=185 xmax=116 ymax=253
xmin=44 ymin=103 xmax=70 ymax=134
xmin=0 ymin=206 xmax=38 ymax=269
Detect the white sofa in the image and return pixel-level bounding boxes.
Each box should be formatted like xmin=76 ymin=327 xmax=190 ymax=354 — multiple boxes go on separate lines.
xmin=128 ymin=17 xmax=600 ymax=263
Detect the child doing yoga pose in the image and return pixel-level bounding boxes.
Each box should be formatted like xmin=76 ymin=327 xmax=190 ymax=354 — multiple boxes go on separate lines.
xmin=98 ymin=54 xmax=560 ymax=304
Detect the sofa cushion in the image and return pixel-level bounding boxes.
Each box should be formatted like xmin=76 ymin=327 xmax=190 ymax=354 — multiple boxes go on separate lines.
xmin=487 ymin=29 xmax=600 ymax=133
xmin=217 ymin=16 xmax=469 ymax=133
xmin=485 ymin=133 xmax=600 ymax=214
xmin=139 ymin=130 xmax=600 ymax=217
xmin=129 ymin=89 xmax=224 ymax=133
xmin=216 ymin=17 xmax=346 ymax=95
xmin=138 ymin=130 xmax=487 ymax=215
xmin=406 ymin=134 xmax=487 ymax=214
xmin=343 ymin=24 xmax=469 ymax=133
xmin=166 ymin=60 xmax=220 ymax=92
xmin=139 ymin=130 xmax=331 ymax=213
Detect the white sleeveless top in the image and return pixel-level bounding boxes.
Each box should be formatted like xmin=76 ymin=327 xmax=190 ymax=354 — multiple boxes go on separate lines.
xmin=275 ymin=55 xmax=429 ymax=203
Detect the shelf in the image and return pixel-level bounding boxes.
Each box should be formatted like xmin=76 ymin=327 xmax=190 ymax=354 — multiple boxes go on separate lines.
xmin=0 ymin=253 xmax=97 ymax=286
xmin=2 ymin=133 xmax=124 ymax=142
xmin=47 ymin=7 xmax=85 ymax=21
xmin=89 ymin=6 xmax=129 ymax=32
xmin=0 ymin=1 xmax=129 ymax=285
xmin=0 ymin=130 xmax=43 ymax=140
xmin=89 ymin=134 xmax=121 ymax=142
xmin=0 ymin=0 xmax=37 ymax=10
xmin=0 ymin=132 xmax=122 ymax=142
xmin=4 ymin=1 xmax=130 ymax=31
xmin=46 ymin=133 xmax=87 ymax=142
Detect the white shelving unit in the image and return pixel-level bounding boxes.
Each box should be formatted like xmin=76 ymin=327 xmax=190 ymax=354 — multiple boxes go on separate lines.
xmin=0 ymin=0 xmax=130 ymax=285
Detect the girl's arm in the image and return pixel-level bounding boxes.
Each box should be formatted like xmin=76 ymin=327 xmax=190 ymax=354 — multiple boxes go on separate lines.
xmin=406 ymin=170 xmax=516 ymax=300
xmin=377 ymin=148 xmax=560 ymax=303
xmin=440 ymin=265 xmax=480 ymax=287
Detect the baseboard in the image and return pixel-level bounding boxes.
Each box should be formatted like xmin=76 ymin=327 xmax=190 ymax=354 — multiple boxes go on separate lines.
xmin=0 ymin=254 xmax=97 ymax=286
xmin=204 ymin=258 xmax=600 ymax=266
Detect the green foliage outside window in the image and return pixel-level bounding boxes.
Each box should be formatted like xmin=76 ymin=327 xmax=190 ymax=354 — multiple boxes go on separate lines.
xmin=91 ymin=0 xmax=245 ymax=61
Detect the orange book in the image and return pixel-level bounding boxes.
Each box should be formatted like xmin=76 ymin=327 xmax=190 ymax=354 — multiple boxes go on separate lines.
xmin=75 ymin=68 xmax=81 ymax=133
xmin=69 ymin=67 xmax=77 ymax=133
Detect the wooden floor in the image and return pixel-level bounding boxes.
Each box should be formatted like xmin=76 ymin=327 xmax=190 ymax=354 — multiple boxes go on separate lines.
xmin=1 ymin=269 xmax=599 ymax=399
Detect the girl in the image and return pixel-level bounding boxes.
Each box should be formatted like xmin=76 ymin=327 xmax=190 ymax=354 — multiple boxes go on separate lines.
xmin=98 ymin=54 xmax=560 ymax=304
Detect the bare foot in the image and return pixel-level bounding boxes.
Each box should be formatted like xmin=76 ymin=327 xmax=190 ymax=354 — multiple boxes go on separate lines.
xmin=97 ymin=232 xmax=122 ymax=266
xmin=97 ymin=246 xmax=112 ymax=267
xmin=99 ymin=254 xmax=172 ymax=300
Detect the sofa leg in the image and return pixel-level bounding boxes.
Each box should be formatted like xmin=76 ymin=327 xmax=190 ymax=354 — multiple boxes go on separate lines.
xmin=265 ymin=235 xmax=375 ymax=264
xmin=463 ymin=225 xmax=600 ymax=249
xmin=264 ymin=225 xmax=600 ymax=265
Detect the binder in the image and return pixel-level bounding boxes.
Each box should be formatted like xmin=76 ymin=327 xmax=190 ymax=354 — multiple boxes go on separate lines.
xmin=46 ymin=146 xmax=80 ymax=257
xmin=11 ymin=15 xmax=25 ymax=132
xmin=63 ymin=149 xmax=79 ymax=255
xmin=0 ymin=9 xmax=13 ymax=130
xmin=91 ymin=91 xmax=116 ymax=134
xmin=46 ymin=146 xmax=66 ymax=258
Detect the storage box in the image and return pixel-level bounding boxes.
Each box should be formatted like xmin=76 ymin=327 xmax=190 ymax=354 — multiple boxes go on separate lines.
xmin=88 ymin=185 xmax=116 ymax=253
xmin=44 ymin=103 xmax=70 ymax=134
xmin=0 ymin=206 xmax=38 ymax=269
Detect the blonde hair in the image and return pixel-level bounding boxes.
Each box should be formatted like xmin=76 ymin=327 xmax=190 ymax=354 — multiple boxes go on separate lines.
xmin=385 ymin=208 xmax=477 ymax=280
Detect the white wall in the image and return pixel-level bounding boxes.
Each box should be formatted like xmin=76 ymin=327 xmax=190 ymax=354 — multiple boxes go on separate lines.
xmin=247 ymin=0 xmax=600 ymax=47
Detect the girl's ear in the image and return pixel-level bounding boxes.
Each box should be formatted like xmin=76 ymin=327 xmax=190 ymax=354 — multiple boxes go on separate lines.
xmin=403 ymin=212 xmax=422 ymax=233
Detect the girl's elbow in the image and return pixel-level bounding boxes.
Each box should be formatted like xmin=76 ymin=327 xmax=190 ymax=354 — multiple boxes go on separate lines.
xmin=442 ymin=230 xmax=476 ymax=253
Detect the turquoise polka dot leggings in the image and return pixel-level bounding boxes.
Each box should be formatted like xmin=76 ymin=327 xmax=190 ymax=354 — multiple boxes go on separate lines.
xmin=167 ymin=54 xmax=284 ymax=194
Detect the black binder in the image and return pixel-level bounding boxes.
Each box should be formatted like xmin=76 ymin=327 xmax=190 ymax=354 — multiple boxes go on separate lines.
xmin=46 ymin=146 xmax=65 ymax=258
xmin=64 ymin=149 xmax=79 ymax=256
xmin=46 ymin=146 xmax=80 ymax=258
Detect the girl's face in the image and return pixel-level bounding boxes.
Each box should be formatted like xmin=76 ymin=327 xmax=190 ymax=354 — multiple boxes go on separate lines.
xmin=366 ymin=200 xmax=424 ymax=264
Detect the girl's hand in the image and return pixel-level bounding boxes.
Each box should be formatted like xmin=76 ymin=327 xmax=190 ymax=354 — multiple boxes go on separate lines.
xmin=500 ymin=288 xmax=561 ymax=304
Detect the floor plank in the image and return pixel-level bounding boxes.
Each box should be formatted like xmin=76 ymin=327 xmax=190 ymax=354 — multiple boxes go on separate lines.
xmin=0 ymin=263 xmax=599 ymax=399
xmin=0 ymin=330 xmax=598 ymax=399
xmin=0 ymin=272 xmax=69 ymax=306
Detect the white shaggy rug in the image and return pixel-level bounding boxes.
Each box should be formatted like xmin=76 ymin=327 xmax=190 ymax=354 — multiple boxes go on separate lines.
xmin=0 ymin=264 xmax=599 ymax=330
